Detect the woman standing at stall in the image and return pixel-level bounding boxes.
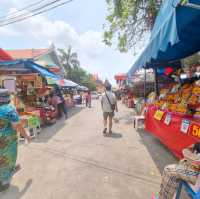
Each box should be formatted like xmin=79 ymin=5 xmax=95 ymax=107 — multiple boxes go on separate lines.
xmin=54 ymin=85 xmax=68 ymax=119
xmin=0 ymin=89 xmax=31 ymax=192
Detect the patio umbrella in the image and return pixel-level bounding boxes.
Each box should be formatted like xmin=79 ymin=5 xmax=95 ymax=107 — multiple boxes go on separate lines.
xmin=56 ymin=79 xmax=78 ymax=88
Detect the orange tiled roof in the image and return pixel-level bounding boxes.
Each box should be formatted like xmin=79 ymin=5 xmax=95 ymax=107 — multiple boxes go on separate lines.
xmin=6 ymin=49 xmax=49 ymax=59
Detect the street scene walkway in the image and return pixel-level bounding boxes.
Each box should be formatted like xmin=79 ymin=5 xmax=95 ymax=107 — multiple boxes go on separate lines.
xmin=0 ymin=100 xmax=177 ymax=199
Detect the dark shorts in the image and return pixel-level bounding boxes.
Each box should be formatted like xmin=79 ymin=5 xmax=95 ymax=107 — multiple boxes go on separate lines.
xmin=103 ymin=112 xmax=114 ymax=120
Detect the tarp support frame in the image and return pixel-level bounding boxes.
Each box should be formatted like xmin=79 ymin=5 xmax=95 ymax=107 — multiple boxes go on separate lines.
xmin=154 ymin=67 xmax=159 ymax=97
xmin=144 ymin=68 xmax=147 ymax=102
xmin=183 ymin=2 xmax=200 ymax=10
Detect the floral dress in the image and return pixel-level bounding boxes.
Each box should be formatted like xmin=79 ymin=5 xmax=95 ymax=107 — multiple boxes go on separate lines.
xmin=0 ymin=104 xmax=19 ymax=187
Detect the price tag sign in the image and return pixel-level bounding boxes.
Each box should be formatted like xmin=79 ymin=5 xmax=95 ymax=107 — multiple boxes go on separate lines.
xmin=180 ymin=119 xmax=190 ymax=134
xmin=164 ymin=113 xmax=172 ymax=125
xmin=190 ymin=124 xmax=200 ymax=138
xmin=154 ymin=110 xmax=164 ymax=121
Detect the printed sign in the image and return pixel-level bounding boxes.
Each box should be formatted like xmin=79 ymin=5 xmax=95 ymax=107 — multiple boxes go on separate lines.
xmin=180 ymin=119 xmax=190 ymax=134
xmin=190 ymin=124 xmax=200 ymax=138
xmin=164 ymin=113 xmax=172 ymax=125
xmin=154 ymin=110 xmax=164 ymax=121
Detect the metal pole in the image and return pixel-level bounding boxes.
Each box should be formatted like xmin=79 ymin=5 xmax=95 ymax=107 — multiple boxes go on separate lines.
xmin=154 ymin=67 xmax=159 ymax=97
xmin=144 ymin=68 xmax=147 ymax=102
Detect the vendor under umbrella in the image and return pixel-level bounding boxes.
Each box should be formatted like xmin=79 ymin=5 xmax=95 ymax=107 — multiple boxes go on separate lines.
xmin=0 ymin=89 xmax=31 ymax=192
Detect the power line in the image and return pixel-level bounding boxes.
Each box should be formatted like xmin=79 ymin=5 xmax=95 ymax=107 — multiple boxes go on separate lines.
xmin=0 ymin=0 xmax=75 ymax=27
xmin=0 ymin=0 xmax=66 ymax=23
xmin=0 ymin=0 xmax=46 ymax=20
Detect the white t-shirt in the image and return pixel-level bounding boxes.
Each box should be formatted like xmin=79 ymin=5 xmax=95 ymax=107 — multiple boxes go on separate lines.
xmin=101 ymin=91 xmax=116 ymax=113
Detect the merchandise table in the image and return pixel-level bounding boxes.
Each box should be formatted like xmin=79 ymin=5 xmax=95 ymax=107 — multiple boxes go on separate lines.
xmin=145 ymin=105 xmax=200 ymax=159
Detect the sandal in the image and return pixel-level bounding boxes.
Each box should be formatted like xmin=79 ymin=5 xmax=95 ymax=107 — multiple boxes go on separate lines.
xmin=103 ymin=128 xmax=107 ymax=134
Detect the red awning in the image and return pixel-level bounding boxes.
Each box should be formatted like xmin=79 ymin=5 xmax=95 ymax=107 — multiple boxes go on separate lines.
xmin=114 ymin=73 xmax=127 ymax=81
xmin=0 ymin=48 xmax=13 ymax=61
xmin=48 ymin=67 xmax=61 ymax=73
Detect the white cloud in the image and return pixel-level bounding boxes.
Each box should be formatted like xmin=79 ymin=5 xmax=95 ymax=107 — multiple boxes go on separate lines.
xmin=0 ymin=5 xmax=135 ymax=83
xmin=0 ymin=26 xmax=19 ymax=36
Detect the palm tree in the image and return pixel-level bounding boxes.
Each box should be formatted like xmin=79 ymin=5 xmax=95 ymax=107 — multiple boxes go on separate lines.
xmin=58 ymin=46 xmax=80 ymax=74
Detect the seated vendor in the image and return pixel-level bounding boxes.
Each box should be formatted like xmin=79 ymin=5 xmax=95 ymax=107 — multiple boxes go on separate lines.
xmin=156 ymin=142 xmax=200 ymax=199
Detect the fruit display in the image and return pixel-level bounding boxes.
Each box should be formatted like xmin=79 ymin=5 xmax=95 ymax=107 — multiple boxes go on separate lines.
xmin=147 ymin=79 xmax=200 ymax=115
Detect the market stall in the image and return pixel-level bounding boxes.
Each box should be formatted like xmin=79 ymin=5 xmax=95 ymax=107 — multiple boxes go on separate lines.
xmin=0 ymin=60 xmax=60 ymax=129
xmin=145 ymin=72 xmax=200 ymax=158
xmin=146 ymin=105 xmax=199 ymax=158
xmin=56 ymin=79 xmax=78 ymax=108
xmin=127 ymin=0 xmax=200 ymax=158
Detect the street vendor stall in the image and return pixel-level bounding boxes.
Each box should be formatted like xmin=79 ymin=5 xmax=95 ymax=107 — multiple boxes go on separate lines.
xmin=145 ymin=72 xmax=200 ymax=158
xmin=0 ymin=60 xmax=60 ymax=128
xmin=128 ymin=0 xmax=200 ymax=158
xmin=48 ymin=78 xmax=78 ymax=108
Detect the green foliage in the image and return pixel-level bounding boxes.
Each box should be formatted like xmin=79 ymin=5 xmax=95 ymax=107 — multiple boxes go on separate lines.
xmin=104 ymin=0 xmax=162 ymax=52
xmin=58 ymin=46 xmax=80 ymax=72
xmin=68 ymin=67 xmax=97 ymax=91
xmin=58 ymin=47 xmax=97 ymax=91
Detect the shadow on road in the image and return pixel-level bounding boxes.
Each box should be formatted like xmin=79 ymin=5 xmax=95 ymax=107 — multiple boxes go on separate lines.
xmin=32 ymin=106 xmax=84 ymax=143
xmin=136 ymin=129 xmax=177 ymax=174
xmin=103 ymin=132 xmax=122 ymax=139
xmin=0 ymin=179 xmax=32 ymax=199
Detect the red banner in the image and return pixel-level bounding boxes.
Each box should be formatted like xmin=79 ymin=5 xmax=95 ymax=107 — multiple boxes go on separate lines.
xmin=145 ymin=106 xmax=200 ymax=159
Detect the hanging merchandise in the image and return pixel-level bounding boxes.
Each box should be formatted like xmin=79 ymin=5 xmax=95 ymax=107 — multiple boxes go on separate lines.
xmin=36 ymin=75 xmax=43 ymax=88
xmin=27 ymin=82 xmax=36 ymax=96
xmin=164 ymin=67 xmax=174 ymax=75
xmin=157 ymin=68 xmax=165 ymax=74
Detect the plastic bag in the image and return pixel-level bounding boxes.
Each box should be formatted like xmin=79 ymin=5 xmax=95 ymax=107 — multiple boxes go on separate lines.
xmin=113 ymin=112 xmax=120 ymax=123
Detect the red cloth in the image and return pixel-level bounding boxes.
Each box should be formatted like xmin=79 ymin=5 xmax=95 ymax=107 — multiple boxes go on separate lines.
xmin=145 ymin=105 xmax=200 ymax=159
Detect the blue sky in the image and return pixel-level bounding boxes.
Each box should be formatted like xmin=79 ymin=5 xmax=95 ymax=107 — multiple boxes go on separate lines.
xmin=0 ymin=0 xmax=135 ymax=83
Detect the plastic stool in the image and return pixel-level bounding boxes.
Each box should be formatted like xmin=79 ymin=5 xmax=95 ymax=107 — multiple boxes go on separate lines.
xmin=133 ymin=115 xmax=145 ymax=129
xmin=19 ymin=127 xmax=36 ymax=141
xmin=35 ymin=124 xmax=41 ymax=134
xmin=175 ymin=176 xmax=200 ymax=199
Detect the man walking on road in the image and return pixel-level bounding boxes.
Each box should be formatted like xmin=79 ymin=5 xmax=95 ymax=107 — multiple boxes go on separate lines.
xmin=101 ymin=84 xmax=118 ymax=134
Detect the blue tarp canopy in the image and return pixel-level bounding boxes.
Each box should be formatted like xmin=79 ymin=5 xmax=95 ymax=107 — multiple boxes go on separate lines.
xmin=0 ymin=60 xmax=83 ymax=88
xmin=128 ymin=0 xmax=200 ymax=75
xmin=26 ymin=60 xmax=60 ymax=80
xmin=0 ymin=60 xmax=60 ymax=81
